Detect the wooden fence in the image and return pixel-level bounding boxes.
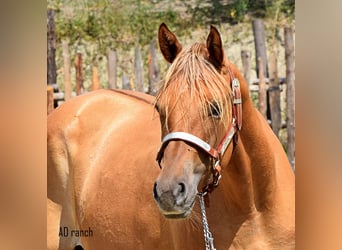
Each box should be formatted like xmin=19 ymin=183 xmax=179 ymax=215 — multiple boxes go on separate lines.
xmin=47 ymin=19 xmax=295 ymax=171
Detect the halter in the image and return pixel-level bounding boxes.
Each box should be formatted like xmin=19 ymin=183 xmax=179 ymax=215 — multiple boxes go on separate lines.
xmin=156 ymin=66 xmax=242 ymax=195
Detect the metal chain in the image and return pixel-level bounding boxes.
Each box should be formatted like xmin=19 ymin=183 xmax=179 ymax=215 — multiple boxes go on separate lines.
xmin=198 ymin=193 xmax=216 ymax=250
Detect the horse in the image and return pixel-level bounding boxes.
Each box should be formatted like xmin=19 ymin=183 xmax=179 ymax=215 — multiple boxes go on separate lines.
xmin=47 ymin=23 xmax=295 ymax=249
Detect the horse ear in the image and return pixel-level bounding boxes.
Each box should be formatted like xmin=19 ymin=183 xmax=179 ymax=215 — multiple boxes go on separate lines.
xmin=158 ymin=23 xmax=182 ymax=63
xmin=206 ymin=25 xmax=224 ymax=70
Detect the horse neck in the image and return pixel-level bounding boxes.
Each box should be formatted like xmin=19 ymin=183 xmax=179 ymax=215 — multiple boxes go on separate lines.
xmin=218 ymin=65 xmax=292 ymax=216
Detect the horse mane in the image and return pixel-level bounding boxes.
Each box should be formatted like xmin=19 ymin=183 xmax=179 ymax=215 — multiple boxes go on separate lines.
xmin=155 ymin=43 xmax=233 ymax=132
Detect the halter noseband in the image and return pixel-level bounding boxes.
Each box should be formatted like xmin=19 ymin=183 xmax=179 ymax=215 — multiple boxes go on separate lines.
xmin=156 ymin=66 xmax=242 ymax=195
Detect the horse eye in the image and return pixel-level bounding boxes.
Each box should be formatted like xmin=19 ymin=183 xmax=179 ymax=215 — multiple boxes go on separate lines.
xmin=209 ymin=102 xmax=221 ymax=118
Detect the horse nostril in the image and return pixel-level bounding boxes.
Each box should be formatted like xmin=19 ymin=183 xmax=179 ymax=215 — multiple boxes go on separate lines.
xmin=153 ymin=182 xmax=159 ymax=200
xmin=178 ymin=182 xmax=186 ymax=194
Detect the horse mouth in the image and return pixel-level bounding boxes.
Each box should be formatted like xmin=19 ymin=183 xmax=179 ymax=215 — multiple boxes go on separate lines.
xmin=164 ymin=211 xmax=189 ymax=219
xmin=160 ymin=199 xmax=195 ymax=219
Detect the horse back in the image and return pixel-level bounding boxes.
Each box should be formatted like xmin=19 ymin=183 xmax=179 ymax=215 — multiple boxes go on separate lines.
xmin=47 ymin=89 xmax=164 ymax=249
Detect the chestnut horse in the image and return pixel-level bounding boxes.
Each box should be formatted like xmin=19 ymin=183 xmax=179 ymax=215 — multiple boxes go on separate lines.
xmin=47 ymin=24 xmax=294 ymax=249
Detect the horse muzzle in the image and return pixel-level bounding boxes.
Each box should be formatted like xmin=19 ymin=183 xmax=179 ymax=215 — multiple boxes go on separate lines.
xmin=153 ymin=181 xmax=196 ymax=219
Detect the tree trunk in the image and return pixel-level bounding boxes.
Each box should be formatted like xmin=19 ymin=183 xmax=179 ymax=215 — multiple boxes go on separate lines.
xmin=62 ymin=41 xmax=72 ymax=101
xmin=47 ymin=9 xmax=57 ymax=85
xmin=74 ymin=52 xmax=83 ymax=95
xmin=285 ymin=27 xmax=295 ymax=171
xmin=134 ymin=45 xmax=144 ymax=92
xmin=107 ymin=49 xmax=117 ymax=89
xmin=148 ymin=39 xmax=160 ymax=96
xmin=258 ymin=57 xmax=267 ymax=119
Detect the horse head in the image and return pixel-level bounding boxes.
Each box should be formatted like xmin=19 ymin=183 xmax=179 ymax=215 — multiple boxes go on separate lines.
xmin=153 ymin=23 xmax=240 ymax=219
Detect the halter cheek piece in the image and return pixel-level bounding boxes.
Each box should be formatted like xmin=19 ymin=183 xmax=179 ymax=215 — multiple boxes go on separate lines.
xmin=156 ymin=67 xmax=242 ymax=195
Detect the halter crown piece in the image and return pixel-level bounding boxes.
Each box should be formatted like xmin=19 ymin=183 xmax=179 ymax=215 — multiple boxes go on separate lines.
xmin=156 ymin=65 xmax=242 ymax=195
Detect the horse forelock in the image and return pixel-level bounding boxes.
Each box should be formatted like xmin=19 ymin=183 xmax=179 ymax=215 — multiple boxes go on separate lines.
xmin=156 ymin=43 xmax=233 ymax=133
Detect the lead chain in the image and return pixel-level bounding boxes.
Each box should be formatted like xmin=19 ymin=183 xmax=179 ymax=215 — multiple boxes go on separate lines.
xmin=198 ymin=193 xmax=216 ymax=250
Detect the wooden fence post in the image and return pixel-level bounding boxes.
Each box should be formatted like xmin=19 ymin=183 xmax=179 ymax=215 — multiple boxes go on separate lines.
xmin=62 ymin=41 xmax=72 ymax=101
xmin=252 ymin=19 xmax=268 ymax=78
xmin=253 ymin=19 xmax=272 ymax=122
xmin=258 ymin=57 xmax=267 ymax=119
xmin=134 ymin=45 xmax=144 ymax=92
xmin=74 ymin=52 xmax=83 ymax=95
xmin=107 ymin=49 xmax=117 ymax=89
xmin=241 ymin=50 xmax=251 ymax=89
xmin=91 ymin=66 xmax=100 ymax=91
xmin=47 ymin=8 xmax=57 ymax=85
xmin=47 ymin=85 xmax=54 ymax=115
xmin=148 ymin=39 xmax=160 ymax=96
xmin=285 ymin=27 xmax=295 ymax=170
xmin=122 ymin=74 xmax=131 ymax=90
xmin=269 ymin=51 xmax=281 ymax=137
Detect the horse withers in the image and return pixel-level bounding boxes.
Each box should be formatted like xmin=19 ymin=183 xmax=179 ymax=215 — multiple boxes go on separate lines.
xmin=47 ymin=24 xmax=295 ymax=250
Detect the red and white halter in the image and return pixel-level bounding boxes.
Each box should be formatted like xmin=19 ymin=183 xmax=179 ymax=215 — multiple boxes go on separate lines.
xmin=156 ymin=67 xmax=242 ymax=195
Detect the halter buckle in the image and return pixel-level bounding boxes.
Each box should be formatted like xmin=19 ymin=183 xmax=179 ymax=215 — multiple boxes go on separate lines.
xmin=212 ymin=162 xmax=222 ymax=186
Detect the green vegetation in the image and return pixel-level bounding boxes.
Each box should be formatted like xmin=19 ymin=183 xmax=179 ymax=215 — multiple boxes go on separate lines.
xmin=49 ymin=0 xmax=190 ymax=53
xmin=49 ymin=0 xmax=294 ymax=51
xmin=48 ymin=0 xmax=294 ymax=90
xmin=184 ymin=0 xmax=294 ymax=25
